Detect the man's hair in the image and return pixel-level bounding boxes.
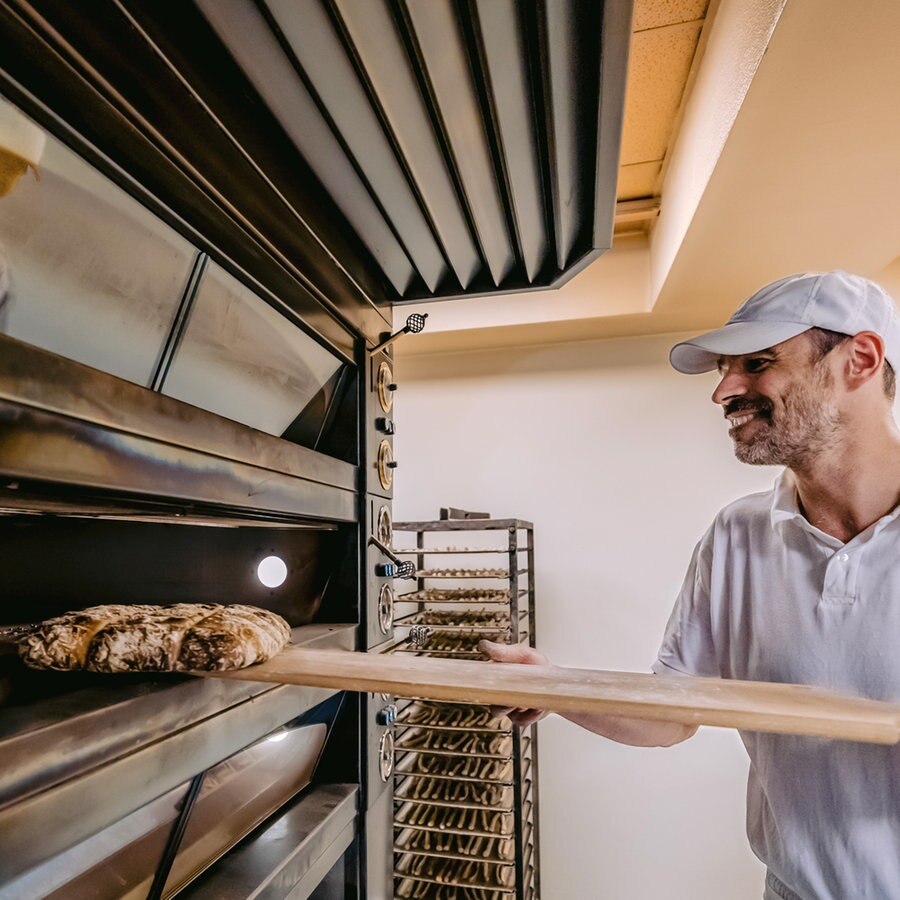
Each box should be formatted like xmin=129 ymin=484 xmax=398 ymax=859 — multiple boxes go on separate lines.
xmin=807 ymin=327 xmax=896 ymax=401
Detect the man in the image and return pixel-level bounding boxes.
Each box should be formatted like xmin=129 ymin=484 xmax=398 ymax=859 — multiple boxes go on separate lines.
xmin=481 ymin=271 xmax=900 ymax=900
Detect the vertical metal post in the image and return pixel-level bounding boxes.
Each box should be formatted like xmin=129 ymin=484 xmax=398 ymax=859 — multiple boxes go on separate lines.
xmin=511 ymin=724 xmax=525 ymax=900
xmin=416 ymin=528 xmax=425 ymax=616
xmin=508 ymin=525 xmax=520 ymax=644
xmin=526 ymin=524 xmax=536 ymax=647
xmin=529 ymin=720 xmax=542 ymax=899
xmin=525 ymin=523 xmax=540 ymax=898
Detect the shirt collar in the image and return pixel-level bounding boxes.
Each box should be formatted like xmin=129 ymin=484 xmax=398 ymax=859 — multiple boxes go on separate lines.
xmin=770 ymin=469 xmax=803 ymax=530
xmin=769 ymin=467 xmax=900 ymax=548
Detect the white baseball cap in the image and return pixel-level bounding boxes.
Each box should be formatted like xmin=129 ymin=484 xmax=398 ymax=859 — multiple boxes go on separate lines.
xmin=670 ymin=271 xmax=900 ymax=375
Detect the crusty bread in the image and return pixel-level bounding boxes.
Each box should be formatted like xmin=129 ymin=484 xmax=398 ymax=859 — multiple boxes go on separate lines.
xmin=19 ymin=604 xmax=291 ymax=672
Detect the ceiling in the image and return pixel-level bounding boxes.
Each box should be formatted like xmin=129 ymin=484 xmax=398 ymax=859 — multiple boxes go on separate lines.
xmin=617 ymin=0 xmax=710 ymax=206
xmin=398 ymin=0 xmax=900 ymax=356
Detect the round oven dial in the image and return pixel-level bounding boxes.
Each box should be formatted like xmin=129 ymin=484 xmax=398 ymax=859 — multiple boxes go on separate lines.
xmin=377 ymin=505 xmax=392 ymax=547
xmin=377 ymin=583 xmax=394 ymax=634
xmin=377 ymin=440 xmax=395 ymax=491
xmin=378 ymin=730 xmax=395 ymax=782
xmin=376 ymin=361 xmax=395 ymax=413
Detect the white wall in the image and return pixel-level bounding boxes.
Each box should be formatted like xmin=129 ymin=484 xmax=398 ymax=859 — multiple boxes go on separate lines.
xmin=393 ymin=333 xmax=776 ymax=900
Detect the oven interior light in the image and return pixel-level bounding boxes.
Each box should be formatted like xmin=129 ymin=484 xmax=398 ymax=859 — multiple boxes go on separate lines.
xmin=257 ymin=555 xmax=287 ymax=588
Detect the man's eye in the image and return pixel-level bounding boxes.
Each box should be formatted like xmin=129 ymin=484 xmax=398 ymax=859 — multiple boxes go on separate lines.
xmin=745 ymin=358 xmax=771 ymax=373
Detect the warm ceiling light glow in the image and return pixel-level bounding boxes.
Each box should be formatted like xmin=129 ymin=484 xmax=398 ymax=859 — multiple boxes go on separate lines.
xmin=257 ymin=555 xmax=287 ymax=588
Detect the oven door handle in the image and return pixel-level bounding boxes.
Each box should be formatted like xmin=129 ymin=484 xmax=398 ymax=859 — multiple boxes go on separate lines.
xmin=369 ymin=536 xmax=416 ymax=579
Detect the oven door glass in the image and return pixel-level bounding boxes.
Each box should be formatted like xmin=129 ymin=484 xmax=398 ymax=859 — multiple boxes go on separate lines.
xmin=0 ymin=95 xmax=196 ymax=386
xmin=0 ymin=719 xmax=327 ymax=899
xmin=160 ymin=261 xmax=346 ymax=440
xmin=162 ymin=720 xmax=328 ymax=895
xmin=0 ymin=780 xmax=192 ymax=900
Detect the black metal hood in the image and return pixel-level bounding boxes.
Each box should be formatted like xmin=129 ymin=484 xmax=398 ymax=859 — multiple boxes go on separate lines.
xmin=0 ymin=0 xmax=631 ymax=324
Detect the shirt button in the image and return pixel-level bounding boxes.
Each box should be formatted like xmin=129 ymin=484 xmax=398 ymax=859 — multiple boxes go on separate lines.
xmin=839 ymin=553 xmax=850 ymax=562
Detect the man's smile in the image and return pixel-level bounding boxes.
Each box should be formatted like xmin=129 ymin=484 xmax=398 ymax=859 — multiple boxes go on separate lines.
xmin=725 ymin=404 xmax=770 ymax=435
xmin=728 ymin=412 xmax=756 ymax=428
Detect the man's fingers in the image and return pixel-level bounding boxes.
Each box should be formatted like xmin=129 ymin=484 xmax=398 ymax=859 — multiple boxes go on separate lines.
xmin=508 ymin=708 xmax=545 ymax=727
xmin=478 ymin=639 xmax=548 ymax=665
xmin=489 ymin=703 xmax=546 ymax=726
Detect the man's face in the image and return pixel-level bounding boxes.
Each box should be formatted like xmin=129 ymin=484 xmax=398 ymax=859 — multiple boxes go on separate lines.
xmin=712 ymin=333 xmax=843 ymax=469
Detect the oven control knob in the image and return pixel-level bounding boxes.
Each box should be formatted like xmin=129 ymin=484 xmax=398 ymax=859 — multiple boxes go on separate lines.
xmin=388 ymin=383 xmax=398 ymax=392
xmin=376 ymin=417 xmax=395 ymax=435
xmin=386 ymin=460 xmax=398 ymax=469
xmin=378 ymin=730 xmax=395 ymax=781
xmin=375 ymin=562 xmax=397 ymax=578
xmin=378 ymin=583 xmax=394 ymax=634
xmin=376 ymin=704 xmax=397 ymax=727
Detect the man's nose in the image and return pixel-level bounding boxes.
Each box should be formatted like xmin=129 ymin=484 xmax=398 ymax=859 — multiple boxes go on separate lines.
xmin=711 ymin=367 xmax=747 ymax=405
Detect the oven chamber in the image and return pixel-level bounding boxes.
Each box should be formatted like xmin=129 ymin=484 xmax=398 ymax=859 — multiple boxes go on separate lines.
xmin=0 ymin=8 xmax=399 ymax=899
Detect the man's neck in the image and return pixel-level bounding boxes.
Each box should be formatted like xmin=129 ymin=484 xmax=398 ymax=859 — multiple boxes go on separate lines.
xmin=792 ymin=428 xmax=900 ymax=542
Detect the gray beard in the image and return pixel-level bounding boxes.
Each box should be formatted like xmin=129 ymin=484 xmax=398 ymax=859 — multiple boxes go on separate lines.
xmin=732 ymin=374 xmax=843 ymax=470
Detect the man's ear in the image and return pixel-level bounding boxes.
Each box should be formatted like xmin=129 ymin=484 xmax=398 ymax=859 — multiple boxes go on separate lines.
xmin=845 ymin=331 xmax=885 ymax=389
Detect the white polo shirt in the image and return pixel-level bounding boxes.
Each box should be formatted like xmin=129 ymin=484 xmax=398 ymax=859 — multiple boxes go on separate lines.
xmin=653 ymin=471 xmax=900 ymax=900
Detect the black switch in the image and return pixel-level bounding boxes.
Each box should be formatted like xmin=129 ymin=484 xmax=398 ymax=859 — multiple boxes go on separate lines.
xmin=376 ymin=417 xmax=395 ymax=435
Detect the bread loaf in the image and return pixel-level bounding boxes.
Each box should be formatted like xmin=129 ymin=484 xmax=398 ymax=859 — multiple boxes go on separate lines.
xmin=19 ymin=603 xmax=291 ymax=672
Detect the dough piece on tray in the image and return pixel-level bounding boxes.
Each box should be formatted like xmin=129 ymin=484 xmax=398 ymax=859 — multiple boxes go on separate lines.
xmin=19 ymin=603 xmax=291 ymax=673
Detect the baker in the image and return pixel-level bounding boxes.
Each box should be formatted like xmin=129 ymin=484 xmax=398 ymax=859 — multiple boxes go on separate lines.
xmin=481 ymin=270 xmax=900 ymax=900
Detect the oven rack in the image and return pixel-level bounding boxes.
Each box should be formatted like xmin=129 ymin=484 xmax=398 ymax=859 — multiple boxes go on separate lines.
xmin=395 ymin=857 xmax=517 ymax=891
xmin=396 ymin=729 xmax=513 ymax=752
xmin=395 ymin=588 xmax=515 ymax=602
xmin=414 ymin=570 xmax=515 ymax=579
xmin=395 ymin=723 xmax=510 ymax=737
xmin=397 ymin=727 xmax=512 ymax=747
xmin=394 ymin=779 xmax=514 ymax=809
xmin=395 ymin=747 xmax=513 ymax=762
xmin=392 ymin=518 xmax=539 ymax=900
xmin=393 ymin=846 xmax=515 ymax=867
xmin=394 ymin=822 xmax=515 ymax=841
xmin=389 ymin=648 xmax=486 ymax=660
xmin=394 ymin=753 xmax=515 ymax=782
xmin=395 ymin=875 xmax=514 ymax=899
xmin=394 ymin=624 xmax=512 ymax=637
xmin=394 ymin=843 xmax=516 ymax=868
xmin=394 ymin=609 xmax=510 ymax=627
xmin=393 ymin=795 xmax=513 ymax=814
xmin=393 ymin=548 xmax=513 ymax=555
xmin=395 ymin=827 xmax=516 ymax=860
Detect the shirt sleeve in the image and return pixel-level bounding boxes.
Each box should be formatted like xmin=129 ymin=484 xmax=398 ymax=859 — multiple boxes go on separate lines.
xmin=651 ymin=524 xmax=719 ymax=677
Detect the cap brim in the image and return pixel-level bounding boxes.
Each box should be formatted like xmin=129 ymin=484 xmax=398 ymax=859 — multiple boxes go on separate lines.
xmin=669 ymin=322 xmax=812 ymax=374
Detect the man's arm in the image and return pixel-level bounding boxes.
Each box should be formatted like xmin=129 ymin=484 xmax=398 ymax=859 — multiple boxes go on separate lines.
xmin=479 ymin=640 xmax=698 ymax=748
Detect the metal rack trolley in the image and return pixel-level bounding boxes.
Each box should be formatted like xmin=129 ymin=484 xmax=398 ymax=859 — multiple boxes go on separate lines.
xmin=390 ymin=519 xmax=540 ymax=900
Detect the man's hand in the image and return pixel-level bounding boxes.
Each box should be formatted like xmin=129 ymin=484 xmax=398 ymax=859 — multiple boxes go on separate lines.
xmin=479 ymin=638 xmax=698 ymax=747
xmin=478 ymin=639 xmax=550 ymax=727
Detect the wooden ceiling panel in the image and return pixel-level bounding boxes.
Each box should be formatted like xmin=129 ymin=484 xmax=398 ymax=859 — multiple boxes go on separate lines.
xmin=619 ymin=19 xmax=705 ymax=167
xmin=632 ymin=0 xmax=709 ymax=32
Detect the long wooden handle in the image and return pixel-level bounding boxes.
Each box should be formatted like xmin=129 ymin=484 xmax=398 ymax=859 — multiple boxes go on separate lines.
xmin=200 ymin=646 xmax=900 ymax=745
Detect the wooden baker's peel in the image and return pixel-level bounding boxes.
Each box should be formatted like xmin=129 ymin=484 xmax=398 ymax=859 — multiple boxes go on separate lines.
xmin=200 ymin=645 xmax=900 ymax=745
